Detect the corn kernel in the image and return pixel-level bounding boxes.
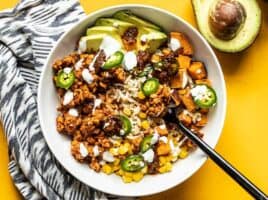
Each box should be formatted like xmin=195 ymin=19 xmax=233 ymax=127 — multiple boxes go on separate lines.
xmin=122 ymin=175 xmax=132 ymax=183
xmin=123 ymin=107 xmax=132 ymax=116
xmin=151 ymin=54 xmax=161 ymax=63
xmin=166 ymin=155 xmax=173 ymax=162
xmin=109 ymin=147 xmax=119 ymax=156
xmin=113 ymin=158 xmax=120 ymax=166
xmin=141 ymin=120 xmax=150 ymax=129
xmin=132 ymin=172 xmax=144 ymax=182
xmin=162 ymin=48 xmax=171 ymax=55
xmin=159 ymin=156 xmax=167 ymax=165
xmin=117 ymin=169 xmax=124 ymax=175
xmin=138 ymin=112 xmax=147 ymax=119
xmin=124 ymin=172 xmax=134 ymax=177
xmin=179 ymin=148 xmax=189 ymax=159
xmin=102 ymin=164 xmax=113 ymax=175
xmin=141 ymin=166 xmax=148 ymax=174
xmin=118 ymin=144 xmax=129 ymax=155
xmin=158 ymin=166 xmax=166 ymax=173
xmin=137 ymin=91 xmax=146 ymax=100
xmin=165 ymin=162 xmax=172 ymax=171
xmin=113 ymin=140 xmax=121 ymax=147
xmin=112 ymin=165 xmax=120 ymax=171
xmin=158 ymin=162 xmax=172 ymax=173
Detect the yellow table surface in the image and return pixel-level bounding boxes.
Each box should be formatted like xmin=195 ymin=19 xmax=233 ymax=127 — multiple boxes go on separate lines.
xmin=1 ymin=0 xmax=268 ymax=199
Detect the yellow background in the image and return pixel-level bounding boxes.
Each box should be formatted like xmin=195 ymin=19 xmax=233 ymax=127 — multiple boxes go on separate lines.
xmin=1 ymin=0 xmax=268 ymax=199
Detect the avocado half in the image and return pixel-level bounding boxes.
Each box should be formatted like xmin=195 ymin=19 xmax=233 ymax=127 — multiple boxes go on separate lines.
xmin=192 ymin=0 xmax=261 ymax=53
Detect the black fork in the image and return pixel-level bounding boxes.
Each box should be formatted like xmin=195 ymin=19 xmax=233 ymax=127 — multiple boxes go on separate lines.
xmin=164 ymin=109 xmax=268 ymax=200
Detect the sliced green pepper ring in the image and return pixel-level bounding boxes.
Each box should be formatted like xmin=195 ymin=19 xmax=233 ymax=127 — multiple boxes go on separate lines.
xmin=140 ymin=135 xmax=153 ymax=153
xmin=142 ymin=78 xmax=160 ymax=96
xmin=119 ymin=115 xmax=132 ymax=136
xmin=191 ymin=84 xmax=217 ymax=108
xmin=56 ymin=70 xmax=75 ymax=89
xmin=121 ymin=155 xmax=145 ymax=172
xmin=102 ymin=51 xmax=124 ymax=69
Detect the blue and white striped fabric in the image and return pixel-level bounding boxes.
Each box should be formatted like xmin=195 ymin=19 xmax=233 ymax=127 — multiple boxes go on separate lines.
xmin=0 ymin=0 xmax=135 ymax=199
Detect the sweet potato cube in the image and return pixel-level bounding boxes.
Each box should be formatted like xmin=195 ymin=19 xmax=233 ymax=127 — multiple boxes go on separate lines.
xmin=179 ymin=89 xmax=196 ymax=112
xmin=171 ymin=90 xmax=181 ymax=106
xmin=196 ymin=115 xmax=208 ymax=127
xmin=155 ymin=126 xmax=169 ymax=136
xmin=171 ymin=68 xmax=188 ymax=89
xmin=177 ymin=55 xmax=191 ymax=69
xmin=170 ymin=32 xmax=193 ymax=56
xmin=157 ymin=143 xmax=171 ymax=156
xmin=188 ymin=62 xmax=207 ymax=80
xmin=178 ymin=111 xmax=192 ymax=126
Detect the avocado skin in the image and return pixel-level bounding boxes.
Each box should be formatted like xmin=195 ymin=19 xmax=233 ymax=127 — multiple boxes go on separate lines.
xmin=191 ymin=0 xmax=262 ymax=53
xmin=95 ymin=18 xmax=135 ymax=35
xmin=113 ymin=10 xmax=162 ymax=31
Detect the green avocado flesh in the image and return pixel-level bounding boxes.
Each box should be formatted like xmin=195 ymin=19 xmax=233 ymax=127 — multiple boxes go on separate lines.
xmin=79 ymin=33 xmax=122 ymax=52
xmin=86 ymin=26 xmax=118 ymax=36
xmin=95 ymin=18 xmax=135 ymax=35
xmin=113 ymin=10 xmax=162 ymax=31
xmin=192 ymin=0 xmax=261 ymax=53
xmin=81 ymin=11 xmax=167 ymax=53
xmin=138 ymin=27 xmax=167 ymax=53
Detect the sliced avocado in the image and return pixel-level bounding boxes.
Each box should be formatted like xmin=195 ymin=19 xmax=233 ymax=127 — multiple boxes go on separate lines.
xmin=113 ymin=10 xmax=162 ymax=31
xmin=192 ymin=0 xmax=261 ymax=53
xmin=95 ymin=18 xmax=135 ymax=35
xmin=86 ymin=26 xmax=118 ymax=36
xmin=78 ymin=33 xmax=122 ymax=53
xmin=137 ymin=27 xmax=167 ymax=53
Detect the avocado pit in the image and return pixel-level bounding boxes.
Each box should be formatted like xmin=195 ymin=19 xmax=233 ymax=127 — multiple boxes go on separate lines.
xmin=209 ymin=0 xmax=246 ymax=40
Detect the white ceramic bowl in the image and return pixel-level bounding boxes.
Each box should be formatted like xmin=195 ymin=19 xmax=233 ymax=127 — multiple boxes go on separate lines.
xmin=38 ymin=4 xmax=226 ymax=197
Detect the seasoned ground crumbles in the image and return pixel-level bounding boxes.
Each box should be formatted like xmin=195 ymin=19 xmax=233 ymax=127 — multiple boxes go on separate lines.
xmin=52 ymin=16 xmax=216 ymax=183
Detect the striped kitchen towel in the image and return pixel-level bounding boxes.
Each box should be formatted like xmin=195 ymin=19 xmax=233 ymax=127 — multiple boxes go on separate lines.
xmin=0 ymin=0 xmax=135 ymax=199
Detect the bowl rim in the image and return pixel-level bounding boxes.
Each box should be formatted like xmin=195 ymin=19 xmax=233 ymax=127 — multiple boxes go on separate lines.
xmin=37 ymin=3 xmax=227 ymax=197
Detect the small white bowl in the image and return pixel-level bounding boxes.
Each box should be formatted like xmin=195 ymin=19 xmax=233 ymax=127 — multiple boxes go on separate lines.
xmin=38 ymin=4 xmax=226 ymax=197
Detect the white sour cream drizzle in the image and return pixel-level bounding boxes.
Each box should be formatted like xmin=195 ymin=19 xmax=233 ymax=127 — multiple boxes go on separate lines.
xmin=169 ymin=140 xmax=181 ymax=157
xmin=63 ymin=67 xmax=72 ymax=74
xmin=169 ymin=37 xmax=181 ymax=51
xmin=123 ymin=51 xmax=137 ymax=71
xmin=75 ymin=59 xmax=84 ymax=70
xmin=68 ymin=108 xmax=79 ymax=117
xmin=93 ymin=145 xmax=100 ymax=157
xmin=159 ymin=136 xmax=168 ymax=143
xmin=92 ymin=98 xmax=102 ymax=114
xmin=63 ymin=90 xmax=73 ymax=105
xmin=99 ymin=36 xmax=121 ymax=58
xmin=102 ymin=151 xmax=115 ymax=162
xmin=79 ymin=143 xmax=88 ymax=158
xmin=151 ymin=132 xmax=159 ymax=145
xmin=82 ymin=68 xmax=94 ymax=84
xmin=88 ymin=51 xmax=101 ymax=72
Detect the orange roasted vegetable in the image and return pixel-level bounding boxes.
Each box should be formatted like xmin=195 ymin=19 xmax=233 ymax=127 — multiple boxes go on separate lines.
xmin=188 ymin=61 xmax=207 ymax=80
xmin=178 ymin=88 xmax=196 ymax=112
xmin=170 ymin=32 xmax=194 ymax=56
xmin=177 ymin=55 xmax=191 ymax=69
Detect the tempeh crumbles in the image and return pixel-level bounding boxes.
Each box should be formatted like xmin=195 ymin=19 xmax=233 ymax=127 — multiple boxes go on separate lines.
xmin=53 ymin=11 xmax=217 ymax=183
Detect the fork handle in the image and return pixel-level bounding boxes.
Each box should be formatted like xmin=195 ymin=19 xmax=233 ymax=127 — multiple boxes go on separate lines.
xmin=178 ymin=122 xmax=268 ymax=200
